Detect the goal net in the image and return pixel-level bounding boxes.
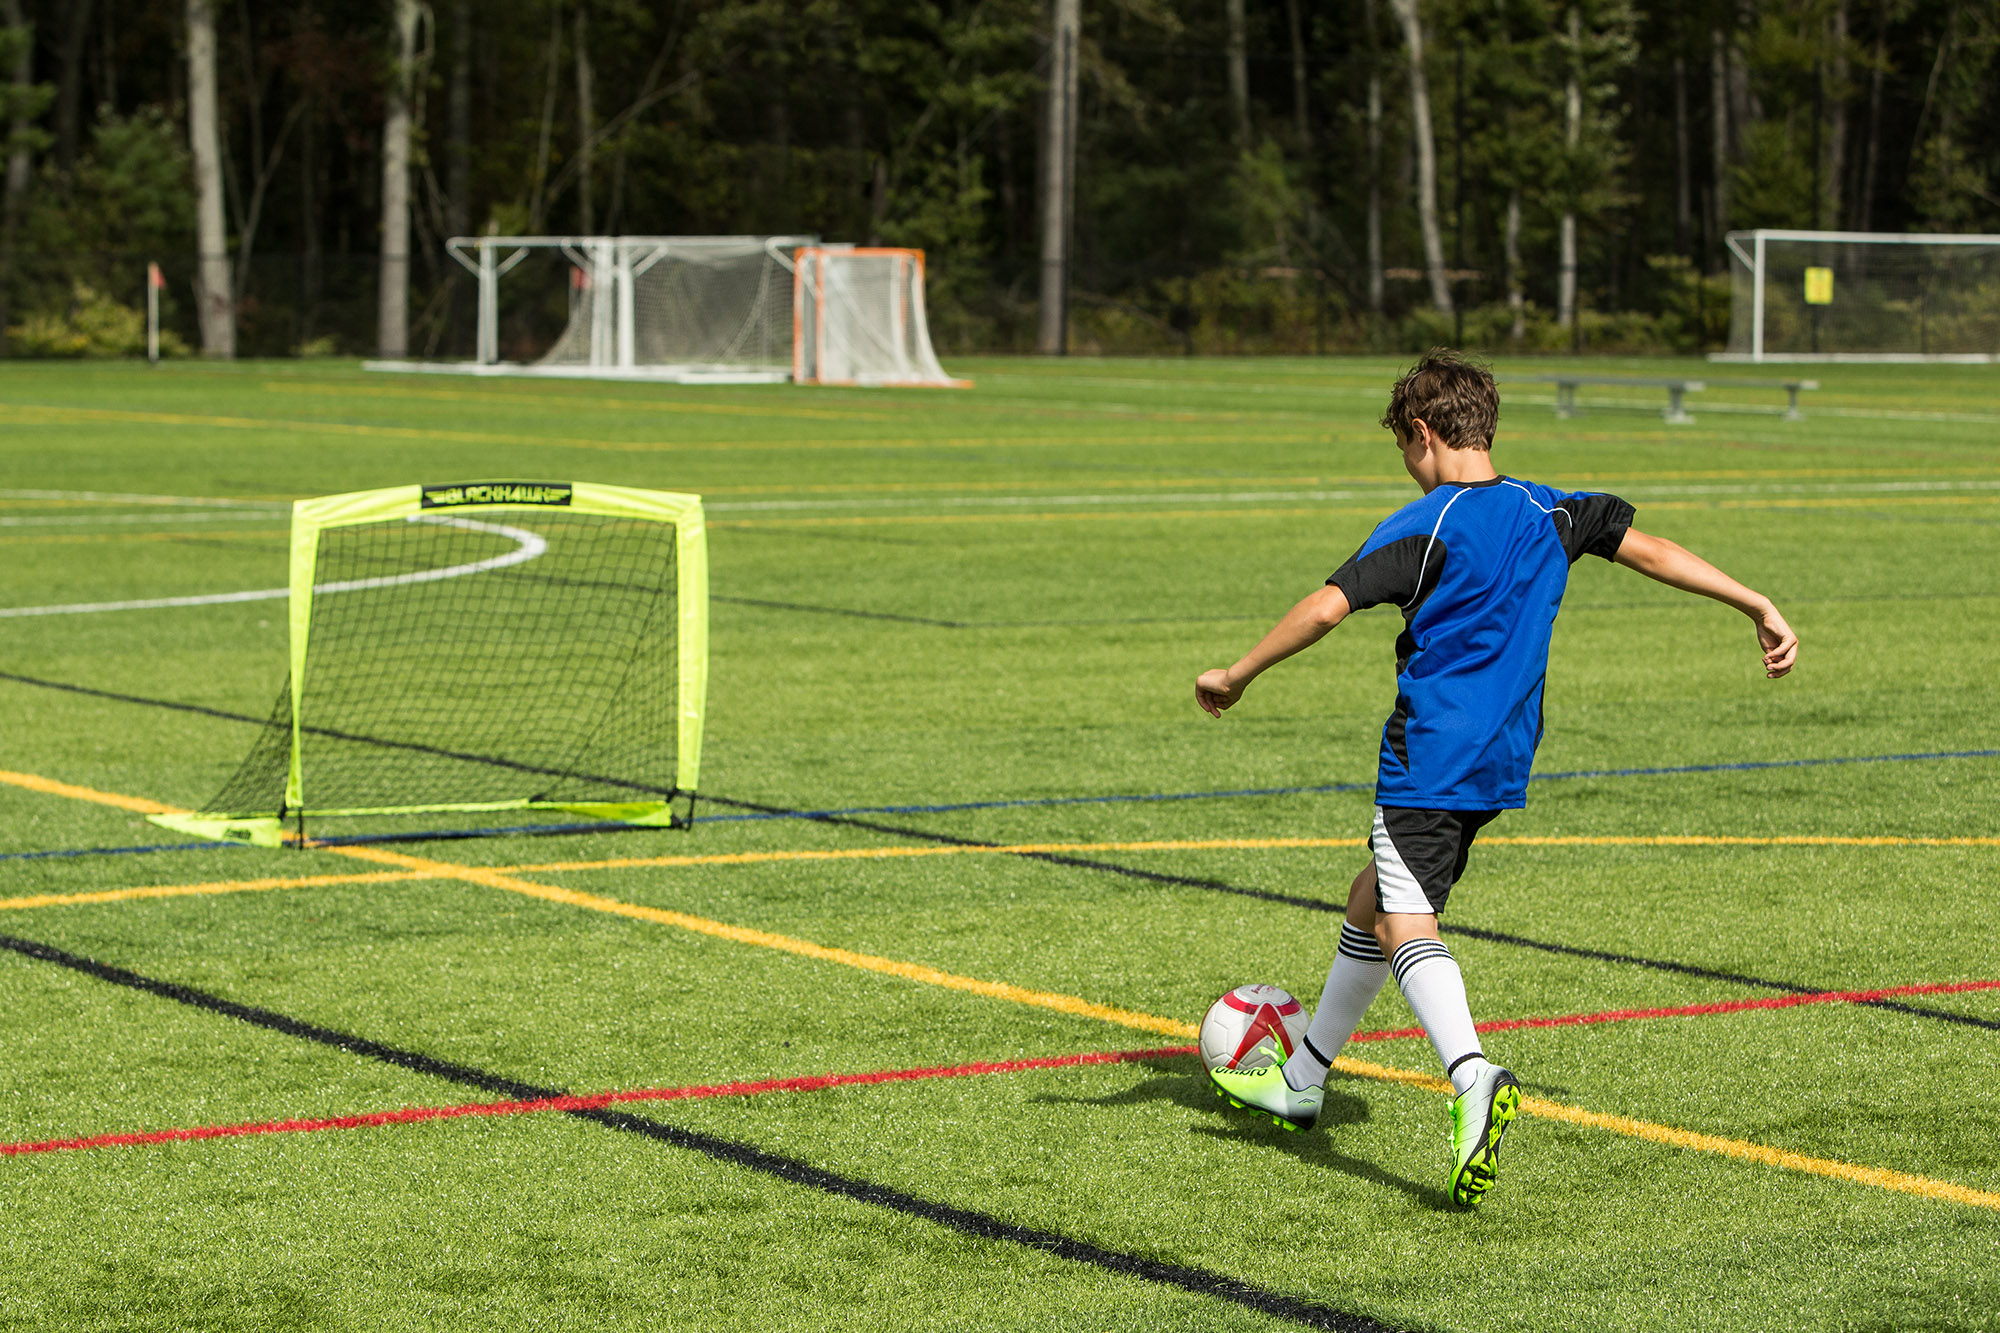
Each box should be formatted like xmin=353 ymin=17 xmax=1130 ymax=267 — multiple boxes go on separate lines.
xmin=793 ymin=247 xmax=967 ymax=386
xmin=1720 ymin=229 xmax=2000 ymax=362
xmin=406 ymin=235 xmax=814 ymax=383
xmin=151 ymin=481 xmax=707 ymax=847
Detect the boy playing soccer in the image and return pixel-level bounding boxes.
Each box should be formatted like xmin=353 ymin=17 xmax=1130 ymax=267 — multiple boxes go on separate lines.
xmin=1196 ymin=351 xmax=1798 ymax=1207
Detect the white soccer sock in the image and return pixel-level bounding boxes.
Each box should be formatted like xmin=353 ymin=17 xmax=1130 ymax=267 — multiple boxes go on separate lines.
xmin=1284 ymin=922 xmax=1389 ymax=1091
xmin=1389 ymin=938 xmax=1491 ymax=1097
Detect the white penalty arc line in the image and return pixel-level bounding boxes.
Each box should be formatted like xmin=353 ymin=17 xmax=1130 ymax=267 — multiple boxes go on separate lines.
xmin=0 ymin=516 xmax=548 ymax=618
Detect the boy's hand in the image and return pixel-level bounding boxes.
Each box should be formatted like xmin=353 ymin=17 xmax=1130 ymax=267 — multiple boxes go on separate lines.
xmin=1753 ymin=603 xmax=1799 ymax=678
xmin=1195 ymin=668 xmax=1242 ymax=717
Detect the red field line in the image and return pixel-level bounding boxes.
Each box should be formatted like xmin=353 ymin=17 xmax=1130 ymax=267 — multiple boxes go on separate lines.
xmin=0 ymin=1046 xmax=1192 ymax=1157
xmin=7 ymin=978 xmax=1994 ymax=1160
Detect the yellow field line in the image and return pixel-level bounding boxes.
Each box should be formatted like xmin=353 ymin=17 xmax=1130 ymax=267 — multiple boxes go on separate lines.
xmin=321 ymin=842 xmax=1194 ymax=1038
xmin=5 ymin=767 xmax=1996 ymax=1210
xmin=0 ymin=871 xmax=426 ymax=912
xmin=5 ymin=832 xmax=1991 ymax=918
xmin=0 ymin=770 xmax=183 ymax=816
xmin=1519 ymin=1095 xmax=2000 ymax=1210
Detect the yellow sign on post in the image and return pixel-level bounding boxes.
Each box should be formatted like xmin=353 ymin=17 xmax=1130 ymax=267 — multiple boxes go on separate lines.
xmin=1804 ymin=267 xmax=1834 ymax=305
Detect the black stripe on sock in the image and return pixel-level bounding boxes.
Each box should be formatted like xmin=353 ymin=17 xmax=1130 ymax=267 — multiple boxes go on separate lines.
xmin=1301 ymin=1033 xmax=1335 ymax=1070
xmin=0 ymin=932 xmax=1392 ymax=1333
xmin=1445 ymin=1051 xmax=1486 ymax=1078
xmin=1337 ymin=923 xmax=1386 ymax=964
xmin=1388 ymin=939 xmax=1453 ymax=985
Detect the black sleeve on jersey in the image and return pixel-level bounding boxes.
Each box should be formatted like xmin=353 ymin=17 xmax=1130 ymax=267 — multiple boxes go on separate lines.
xmin=1328 ymin=533 xmax=1447 ymax=615
xmin=1554 ymin=493 xmax=1635 ymax=563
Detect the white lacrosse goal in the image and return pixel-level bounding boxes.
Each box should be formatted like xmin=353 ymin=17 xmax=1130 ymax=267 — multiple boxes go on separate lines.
xmin=792 ymin=246 xmax=967 ymax=386
xmin=1717 ymin=229 xmax=2000 ymax=363
xmin=362 ymin=235 xmax=966 ymax=386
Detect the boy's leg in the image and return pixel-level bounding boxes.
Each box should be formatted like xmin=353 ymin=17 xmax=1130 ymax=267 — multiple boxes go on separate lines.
xmin=1370 ymin=807 xmax=1520 ymax=1207
xmin=1375 ymin=910 xmax=1489 ymax=1096
xmin=1281 ymin=863 xmax=1390 ymax=1092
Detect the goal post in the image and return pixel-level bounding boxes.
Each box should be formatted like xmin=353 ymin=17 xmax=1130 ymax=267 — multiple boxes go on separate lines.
xmin=151 ymin=480 xmax=707 ymax=847
xmin=430 ymin=234 xmax=815 ymax=382
xmin=792 ymin=246 xmax=969 ymax=386
xmin=1717 ymin=229 xmax=2000 ymax=362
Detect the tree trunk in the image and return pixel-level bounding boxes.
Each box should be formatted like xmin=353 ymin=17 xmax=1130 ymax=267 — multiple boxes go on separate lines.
xmin=1709 ymin=29 xmax=1730 ymax=265
xmin=1558 ymin=7 xmax=1580 ymax=331
xmin=377 ymin=0 xmax=420 ymax=358
xmin=1826 ymin=0 xmax=1848 ymax=230
xmin=300 ymin=91 xmax=321 ymax=346
xmin=186 ymin=0 xmax=233 ymax=358
xmin=0 ymin=0 xmax=35 ymax=353
xmin=1365 ymin=0 xmax=1382 ymax=312
xmin=526 ymin=5 xmax=562 ymax=231
xmin=574 ymin=2 xmax=595 ymax=234
xmin=1036 ymin=0 xmax=1079 ymax=355
xmin=1505 ymin=189 xmax=1523 ymax=341
xmin=446 ymin=0 xmax=470 ymax=237
xmin=1388 ymin=0 xmax=1450 ymax=313
xmin=1673 ymin=53 xmax=1692 ymax=259
xmin=1855 ymin=0 xmax=1886 ymax=232
xmin=1285 ymin=0 xmax=1309 ymax=149
xmin=54 ymin=0 xmax=93 ymax=177
xmin=1226 ymin=0 xmax=1250 ymax=151
xmin=764 ymin=16 xmax=788 ymax=227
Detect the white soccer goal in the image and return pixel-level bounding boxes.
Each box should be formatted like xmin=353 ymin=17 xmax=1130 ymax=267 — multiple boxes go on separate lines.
xmin=793 ymin=246 xmax=967 ymax=386
xmin=433 ymin=235 xmax=814 ymax=383
xmin=1717 ymin=229 xmax=2000 ymax=363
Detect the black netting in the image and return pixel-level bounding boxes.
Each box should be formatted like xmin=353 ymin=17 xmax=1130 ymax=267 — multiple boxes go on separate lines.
xmin=204 ymin=509 xmax=679 ymax=819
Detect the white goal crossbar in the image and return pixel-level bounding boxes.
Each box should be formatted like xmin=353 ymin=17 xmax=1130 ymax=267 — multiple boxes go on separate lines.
xmin=441 ymin=234 xmax=815 ymax=382
xmin=1717 ymin=229 xmax=2000 ymax=363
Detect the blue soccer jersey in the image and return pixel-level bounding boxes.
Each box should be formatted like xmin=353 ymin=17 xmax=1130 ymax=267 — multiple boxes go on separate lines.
xmin=1327 ymin=476 xmax=1634 ymax=810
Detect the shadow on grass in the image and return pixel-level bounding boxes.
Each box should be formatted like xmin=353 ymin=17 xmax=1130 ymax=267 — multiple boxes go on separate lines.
xmin=1035 ymin=1063 xmax=1457 ymax=1211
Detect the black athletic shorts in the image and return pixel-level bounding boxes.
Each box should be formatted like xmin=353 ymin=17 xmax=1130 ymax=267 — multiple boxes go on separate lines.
xmin=1370 ymin=805 xmax=1502 ymax=915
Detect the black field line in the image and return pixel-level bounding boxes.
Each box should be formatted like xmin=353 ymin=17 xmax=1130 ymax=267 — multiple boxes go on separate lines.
xmin=7 ymin=668 xmax=1991 ymax=1034
xmin=0 ymin=932 xmax=1389 ymax=1333
xmin=697 ymin=795 xmax=2000 ymax=1034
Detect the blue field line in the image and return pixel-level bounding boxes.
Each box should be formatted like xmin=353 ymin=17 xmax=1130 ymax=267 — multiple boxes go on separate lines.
xmin=9 ymin=747 xmax=1998 ymax=861
xmin=0 ymin=839 xmax=241 ymax=863
xmin=693 ymin=747 xmax=2000 ymax=825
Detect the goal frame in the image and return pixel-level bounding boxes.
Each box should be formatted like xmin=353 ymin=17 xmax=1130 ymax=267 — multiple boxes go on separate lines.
xmin=150 ymin=480 xmax=707 ymax=846
xmin=376 ymin=235 xmax=818 ymax=382
xmin=1715 ymin=228 xmax=2000 ymax=363
xmin=791 ymin=245 xmax=971 ymax=387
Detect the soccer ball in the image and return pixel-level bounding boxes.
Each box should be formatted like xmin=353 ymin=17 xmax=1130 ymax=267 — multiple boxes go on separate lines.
xmin=1199 ymin=984 xmax=1309 ymax=1073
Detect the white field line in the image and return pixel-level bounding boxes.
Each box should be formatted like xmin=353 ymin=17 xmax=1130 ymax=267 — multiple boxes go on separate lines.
xmin=0 ymin=516 xmax=546 ymax=618
xmin=0 ymin=490 xmax=290 ymax=508
xmin=705 ymin=477 xmax=2000 ymax=514
xmin=0 ymin=512 xmax=288 ymax=527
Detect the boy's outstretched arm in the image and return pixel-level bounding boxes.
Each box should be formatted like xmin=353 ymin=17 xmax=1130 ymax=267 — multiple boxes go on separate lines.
xmin=1196 ymin=585 xmax=1352 ymax=716
xmin=1613 ymin=528 xmax=1799 ymax=678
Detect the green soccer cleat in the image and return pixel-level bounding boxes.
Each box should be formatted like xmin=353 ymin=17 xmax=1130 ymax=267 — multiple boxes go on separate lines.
xmin=1447 ymin=1065 xmax=1522 ymax=1208
xmin=1208 ymin=1057 xmax=1324 ymax=1133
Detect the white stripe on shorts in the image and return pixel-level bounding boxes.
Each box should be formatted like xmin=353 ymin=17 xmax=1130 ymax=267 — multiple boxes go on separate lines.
xmin=1370 ymin=806 xmax=1434 ymax=915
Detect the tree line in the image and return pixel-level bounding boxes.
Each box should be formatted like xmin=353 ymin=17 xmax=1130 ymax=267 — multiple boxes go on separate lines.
xmin=1 ymin=0 xmax=1991 ymax=359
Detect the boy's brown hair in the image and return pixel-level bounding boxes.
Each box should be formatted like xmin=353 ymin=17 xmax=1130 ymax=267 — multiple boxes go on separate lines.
xmin=1380 ymin=348 xmax=1499 ymax=451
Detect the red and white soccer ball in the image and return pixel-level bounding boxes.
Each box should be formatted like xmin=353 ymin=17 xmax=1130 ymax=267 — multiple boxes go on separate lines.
xmin=1199 ymin=984 xmax=1310 ymax=1073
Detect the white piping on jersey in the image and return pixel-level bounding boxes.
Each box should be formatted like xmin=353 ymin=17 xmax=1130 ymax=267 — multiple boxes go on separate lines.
xmin=1501 ymin=478 xmax=1571 ymax=525
xmin=1404 ymin=486 xmax=1472 ymax=611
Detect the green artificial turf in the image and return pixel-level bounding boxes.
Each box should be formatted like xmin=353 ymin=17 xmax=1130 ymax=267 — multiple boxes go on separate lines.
xmin=1 ymin=355 xmax=1996 ymax=1332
